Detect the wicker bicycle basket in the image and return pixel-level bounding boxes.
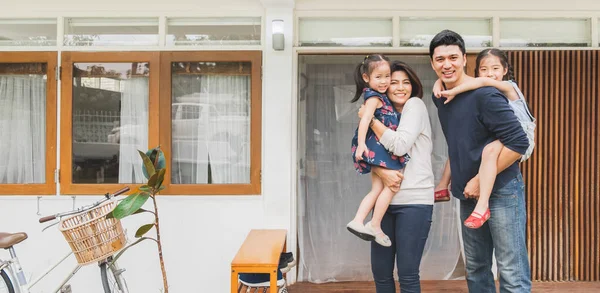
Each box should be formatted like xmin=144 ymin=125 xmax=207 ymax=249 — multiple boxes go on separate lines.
xmin=59 ymin=200 xmax=127 ymax=265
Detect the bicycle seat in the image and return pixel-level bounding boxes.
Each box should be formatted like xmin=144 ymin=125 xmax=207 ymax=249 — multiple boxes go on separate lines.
xmin=0 ymin=232 xmax=28 ymax=249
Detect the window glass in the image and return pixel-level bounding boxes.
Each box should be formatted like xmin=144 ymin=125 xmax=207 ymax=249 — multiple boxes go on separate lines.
xmin=167 ymin=17 xmax=261 ymax=46
xmin=65 ymin=18 xmax=159 ymax=46
xmin=0 ymin=19 xmax=57 ymax=46
xmin=72 ymin=62 xmax=149 ymax=183
xmin=170 ymin=61 xmax=251 ymax=184
xmin=299 ymin=18 xmax=392 ymax=47
xmin=500 ymin=18 xmax=590 ymax=47
xmin=0 ymin=63 xmax=47 ymax=183
xmin=399 ymin=18 xmax=492 ymax=47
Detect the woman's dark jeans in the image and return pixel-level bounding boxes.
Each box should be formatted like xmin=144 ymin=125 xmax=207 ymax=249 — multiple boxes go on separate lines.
xmin=371 ymin=204 xmax=433 ymax=293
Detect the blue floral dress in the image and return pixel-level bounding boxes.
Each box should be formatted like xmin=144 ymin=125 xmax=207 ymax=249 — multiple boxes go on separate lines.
xmin=351 ymin=88 xmax=410 ymax=174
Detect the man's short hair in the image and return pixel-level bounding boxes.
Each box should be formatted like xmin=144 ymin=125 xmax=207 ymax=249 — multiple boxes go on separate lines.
xmin=429 ymin=30 xmax=466 ymax=59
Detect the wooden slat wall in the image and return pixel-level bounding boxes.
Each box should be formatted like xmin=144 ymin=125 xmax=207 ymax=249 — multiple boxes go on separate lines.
xmin=507 ymin=50 xmax=600 ymax=282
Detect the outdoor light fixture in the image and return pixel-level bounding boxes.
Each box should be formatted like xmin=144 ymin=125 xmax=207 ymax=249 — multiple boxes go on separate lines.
xmin=272 ymin=19 xmax=284 ymax=51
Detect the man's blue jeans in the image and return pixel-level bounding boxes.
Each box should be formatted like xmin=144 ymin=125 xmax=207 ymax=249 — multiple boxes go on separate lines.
xmin=460 ymin=174 xmax=531 ymax=293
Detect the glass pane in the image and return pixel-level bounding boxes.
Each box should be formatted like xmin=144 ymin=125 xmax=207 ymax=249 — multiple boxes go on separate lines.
xmin=399 ymin=18 xmax=492 ymax=47
xmin=171 ymin=61 xmax=251 ymax=184
xmin=299 ymin=18 xmax=392 ymax=47
xmin=167 ymin=17 xmax=261 ymax=46
xmin=72 ymin=62 xmax=150 ymax=184
xmin=0 ymin=19 xmax=57 ymax=46
xmin=0 ymin=63 xmax=47 ymax=183
xmin=500 ymin=18 xmax=590 ymax=47
xmin=64 ymin=18 xmax=159 ymax=46
xmin=296 ymin=55 xmax=458 ymax=281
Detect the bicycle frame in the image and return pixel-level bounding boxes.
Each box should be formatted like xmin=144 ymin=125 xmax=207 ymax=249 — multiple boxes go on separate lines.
xmin=1 ymin=247 xmax=81 ymax=293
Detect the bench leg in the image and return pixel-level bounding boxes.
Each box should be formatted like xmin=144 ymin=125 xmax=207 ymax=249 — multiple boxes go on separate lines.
xmin=231 ymin=270 xmax=239 ymax=293
xmin=270 ymin=270 xmax=277 ymax=293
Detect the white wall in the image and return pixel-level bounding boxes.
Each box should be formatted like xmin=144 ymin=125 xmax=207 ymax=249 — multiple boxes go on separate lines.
xmin=296 ymin=0 xmax=600 ymax=11
xmin=0 ymin=1 xmax=295 ymax=293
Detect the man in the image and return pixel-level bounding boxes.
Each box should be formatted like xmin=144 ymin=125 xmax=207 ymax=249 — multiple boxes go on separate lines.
xmin=429 ymin=30 xmax=531 ymax=292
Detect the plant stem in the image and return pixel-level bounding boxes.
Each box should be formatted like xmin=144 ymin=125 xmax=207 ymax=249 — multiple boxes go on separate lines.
xmin=152 ymin=194 xmax=169 ymax=292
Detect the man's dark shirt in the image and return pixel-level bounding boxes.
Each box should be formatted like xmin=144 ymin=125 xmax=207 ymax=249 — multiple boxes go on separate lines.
xmin=432 ymin=86 xmax=529 ymax=200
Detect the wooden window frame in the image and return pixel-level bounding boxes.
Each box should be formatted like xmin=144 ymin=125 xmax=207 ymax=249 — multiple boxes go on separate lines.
xmin=159 ymin=51 xmax=262 ymax=195
xmin=0 ymin=52 xmax=57 ymax=195
xmin=60 ymin=52 xmax=160 ymax=195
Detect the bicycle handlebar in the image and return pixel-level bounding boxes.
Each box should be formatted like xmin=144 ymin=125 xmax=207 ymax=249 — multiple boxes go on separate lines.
xmin=110 ymin=186 xmax=131 ymax=198
xmin=39 ymin=186 xmax=131 ymax=223
xmin=39 ymin=215 xmax=56 ymax=223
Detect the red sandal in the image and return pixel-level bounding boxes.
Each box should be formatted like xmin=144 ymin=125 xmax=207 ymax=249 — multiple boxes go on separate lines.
xmin=434 ymin=189 xmax=450 ymax=202
xmin=464 ymin=208 xmax=491 ymax=229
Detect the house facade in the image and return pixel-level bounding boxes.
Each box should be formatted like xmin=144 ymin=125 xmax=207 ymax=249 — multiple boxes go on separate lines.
xmin=0 ymin=0 xmax=599 ymax=292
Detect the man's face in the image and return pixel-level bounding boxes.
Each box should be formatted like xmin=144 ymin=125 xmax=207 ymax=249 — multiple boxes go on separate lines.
xmin=430 ymin=45 xmax=467 ymax=87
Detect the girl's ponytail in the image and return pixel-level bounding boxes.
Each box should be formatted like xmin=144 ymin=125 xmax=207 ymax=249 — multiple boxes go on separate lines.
xmin=351 ymin=62 xmax=367 ymax=103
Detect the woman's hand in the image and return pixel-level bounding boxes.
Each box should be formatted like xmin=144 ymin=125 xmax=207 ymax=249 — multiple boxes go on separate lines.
xmin=358 ymin=104 xmax=366 ymax=119
xmin=373 ymin=167 xmax=404 ymax=192
xmin=355 ymin=143 xmax=369 ymax=161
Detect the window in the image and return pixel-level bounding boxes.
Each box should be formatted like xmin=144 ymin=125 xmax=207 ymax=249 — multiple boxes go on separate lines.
xmin=159 ymin=51 xmax=262 ymax=195
xmin=60 ymin=52 xmax=160 ymax=194
xmin=0 ymin=19 xmax=57 ymax=46
xmin=166 ymin=17 xmax=261 ymax=46
xmin=298 ymin=18 xmax=393 ymax=47
xmin=399 ymin=18 xmax=492 ymax=48
xmin=64 ymin=18 xmax=160 ymax=46
xmin=60 ymin=51 xmax=261 ymax=195
xmin=500 ymin=18 xmax=591 ymax=47
xmin=0 ymin=52 xmax=57 ymax=194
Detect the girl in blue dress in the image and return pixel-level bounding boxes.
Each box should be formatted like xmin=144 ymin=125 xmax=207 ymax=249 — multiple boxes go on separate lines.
xmin=347 ymin=54 xmax=410 ymax=247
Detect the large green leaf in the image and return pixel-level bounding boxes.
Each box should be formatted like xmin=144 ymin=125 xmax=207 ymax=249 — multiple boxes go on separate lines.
xmin=108 ymin=207 xmax=153 ymax=220
xmin=109 ymin=237 xmax=156 ymax=268
xmin=139 ymin=185 xmax=152 ymax=192
xmin=139 ymin=150 xmax=155 ymax=179
xmin=155 ymin=168 xmax=166 ymax=189
xmin=148 ymin=173 xmax=158 ymax=188
xmin=135 ymin=223 xmax=155 ymax=238
xmin=112 ymin=191 xmax=150 ymax=220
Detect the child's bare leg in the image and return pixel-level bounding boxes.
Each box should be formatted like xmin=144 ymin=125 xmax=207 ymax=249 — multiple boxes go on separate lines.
xmin=352 ymin=172 xmax=385 ymax=224
xmin=365 ymin=179 xmax=395 ymax=247
xmin=435 ymin=159 xmax=451 ymax=191
xmin=369 ymin=185 xmax=395 ymax=232
xmin=474 ymin=140 xmax=504 ymax=215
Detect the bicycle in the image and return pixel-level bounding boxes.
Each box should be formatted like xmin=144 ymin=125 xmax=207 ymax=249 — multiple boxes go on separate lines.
xmin=0 ymin=187 xmax=131 ymax=293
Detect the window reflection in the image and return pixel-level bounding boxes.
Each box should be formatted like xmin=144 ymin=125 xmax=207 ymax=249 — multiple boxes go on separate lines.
xmin=72 ymin=62 xmax=149 ymax=184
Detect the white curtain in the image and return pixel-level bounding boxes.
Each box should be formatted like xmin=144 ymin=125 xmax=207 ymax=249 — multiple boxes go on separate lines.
xmin=0 ymin=75 xmax=46 ymax=184
xmin=171 ymin=75 xmax=250 ymax=184
xmin=297 ymin=55 xmax=463 ymax=283
xmin=118 ymin=77 xmax=149 ymax=183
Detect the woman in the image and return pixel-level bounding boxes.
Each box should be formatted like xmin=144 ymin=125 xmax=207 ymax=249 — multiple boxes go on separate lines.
xmin=359 ymin=60 xmax=434 ymax=293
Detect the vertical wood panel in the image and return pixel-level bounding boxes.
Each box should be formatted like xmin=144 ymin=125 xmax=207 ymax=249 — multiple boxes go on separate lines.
xmin=507 ymin=50 xmax=600 ymax=282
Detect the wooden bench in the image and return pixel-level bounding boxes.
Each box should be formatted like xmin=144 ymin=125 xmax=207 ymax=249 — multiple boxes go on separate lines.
xmin=231 ymin=229 xmax=287 ymax=293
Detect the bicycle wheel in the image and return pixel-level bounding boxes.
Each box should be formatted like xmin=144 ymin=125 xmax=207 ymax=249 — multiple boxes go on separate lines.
xmin=0 ymin=269 xmax=15 ymax=293
xmin=100 ymin=258 xmax=128 ymax=293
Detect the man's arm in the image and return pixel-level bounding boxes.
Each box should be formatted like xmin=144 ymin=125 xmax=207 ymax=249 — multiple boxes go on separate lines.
xmin=478 ymin=89 xmax=529 ymax=154
xmin=464 ymin=89 xmax=528 ymax=198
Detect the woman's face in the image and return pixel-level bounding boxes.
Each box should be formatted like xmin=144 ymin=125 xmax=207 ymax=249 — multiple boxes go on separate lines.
xmin=387 ymin=70 xmax=412 ymax=109
xmin=478 ymin=55 xmax=508 ymax=81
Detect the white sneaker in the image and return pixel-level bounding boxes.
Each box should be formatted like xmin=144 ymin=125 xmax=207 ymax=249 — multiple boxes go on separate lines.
xmin=346 ymin=220 xmax=375 ymax=241
xmin=365 ymin=221 xmax=391 ymax=247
